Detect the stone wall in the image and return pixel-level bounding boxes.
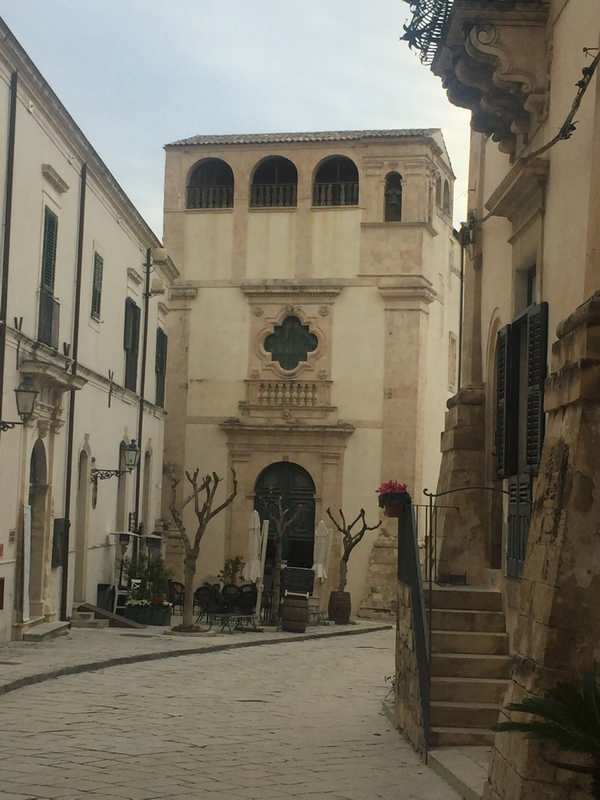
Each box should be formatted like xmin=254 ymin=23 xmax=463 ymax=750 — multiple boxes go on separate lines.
xmin=483 ymin=293 xmax=600 ymax=799
xmin=394 ymin=583 xmax=425 ymax=753
xmin=360 ymin=525 xmax=398 ymax=620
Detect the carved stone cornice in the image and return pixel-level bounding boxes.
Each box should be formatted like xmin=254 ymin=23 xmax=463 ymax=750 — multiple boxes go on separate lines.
xmin=432 ymin=1 xmax=551 ymax=156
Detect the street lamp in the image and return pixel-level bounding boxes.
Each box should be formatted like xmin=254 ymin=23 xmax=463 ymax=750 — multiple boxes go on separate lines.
xmin=90 ymin=439 xmax=140 ymax=486
xmin=0 ymin=378 xmax=38 ymax=431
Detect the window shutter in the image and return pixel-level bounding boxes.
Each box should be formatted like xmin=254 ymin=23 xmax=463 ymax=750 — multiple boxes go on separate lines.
xmin=91 ymin=252 xmax=103 ymax=318
xmin=525 ymin=302 xmax=548 ymax=469
xmin=155 ymin=328 xmax=167 ymax=407
xmin=41 ymin=207 xmax=58 ymax=293
xmin=496 ymin=324 xmax=518 ymax=477
xmin=123 ymin=298 xmax=140 ymax=353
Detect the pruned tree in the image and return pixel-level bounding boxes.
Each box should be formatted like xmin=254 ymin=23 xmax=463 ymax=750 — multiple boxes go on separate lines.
xmin=326 ymin=507 xmax=382 ymax=591
xmin=169 ymin=468 xmax=237 ymax=629
xmin=257 ymin=491 xmax=302 ymax=623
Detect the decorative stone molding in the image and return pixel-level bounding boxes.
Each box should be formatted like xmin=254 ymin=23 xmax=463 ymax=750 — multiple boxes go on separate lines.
xmin=485 ymin=157 xmax=548 ymax=223
xmin=433 ymin=1 xmax=551 ymax=156
xmin=41 ymin=164 xmax=69 ymax=194
xmin=377 ymin=275 xmax=437 ymax=310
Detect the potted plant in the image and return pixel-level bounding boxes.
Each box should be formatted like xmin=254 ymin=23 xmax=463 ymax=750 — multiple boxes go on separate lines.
xmin=149 ymin=597 xmax=173 ymax=626
xmin=326 ymin=507 xmax=381 ymax=624
xmin=123 ymin=552 xmax=173 ymax=625
xmin=376 ymin=480 xmax=410 ymax=517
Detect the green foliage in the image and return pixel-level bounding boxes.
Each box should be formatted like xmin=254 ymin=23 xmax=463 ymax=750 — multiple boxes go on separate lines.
xmin=218 ymin=556 xmax=245 ymax=585
xmin=494 ymin=670 xmax=600 ymax=795
xmin=125 ymin=551 xmax=170 ymax=601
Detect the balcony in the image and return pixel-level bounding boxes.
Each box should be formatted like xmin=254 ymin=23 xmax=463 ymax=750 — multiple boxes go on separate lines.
xmin=313 ymin=181 xmax=359 ymax=207
xmin=186 ymin=184 xmax=233 ymax=209
xmin=250 ymin=183 xmax=297 ymax=208
xmin=403 ymin=0 xmax=550 ymax=156
xmin=37 ymin=288 xmax=60 ymax=349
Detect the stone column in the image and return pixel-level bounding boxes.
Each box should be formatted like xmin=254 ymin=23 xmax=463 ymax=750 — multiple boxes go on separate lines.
xmin=484 ymin=292 xmax=600 ymax=799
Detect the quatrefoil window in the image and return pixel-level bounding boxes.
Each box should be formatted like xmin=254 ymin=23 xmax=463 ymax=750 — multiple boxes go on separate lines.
xmin=264 ymin=316 xmax=318 ymax=371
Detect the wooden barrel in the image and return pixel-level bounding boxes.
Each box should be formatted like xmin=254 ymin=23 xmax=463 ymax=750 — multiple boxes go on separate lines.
xmin=328 ymin=591 xmax=351 ymax=624
xmin=281 ymin=594 xmax=308 ymax=632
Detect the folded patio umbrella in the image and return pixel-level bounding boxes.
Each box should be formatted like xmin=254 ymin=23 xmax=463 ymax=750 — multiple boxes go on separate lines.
xmin=312 ymin=520 xmax=332 ymax=582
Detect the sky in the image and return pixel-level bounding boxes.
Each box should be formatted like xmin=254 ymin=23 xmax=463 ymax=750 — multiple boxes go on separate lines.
xmin=0 ymin=1 xmax=471 ymax=238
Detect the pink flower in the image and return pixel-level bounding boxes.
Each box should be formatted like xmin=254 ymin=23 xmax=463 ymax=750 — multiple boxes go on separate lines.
xmin=376 ymin=480 xmax=407 ymax=495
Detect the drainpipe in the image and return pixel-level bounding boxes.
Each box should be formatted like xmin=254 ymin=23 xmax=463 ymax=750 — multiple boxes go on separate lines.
xmin=456 ymin=222 xmax=471 ymax=391
xmin=59 ymin=162 xmax=87 ymax=621
xmin=133 ymin=248 xmax=151 ymax=534
xmin=0 ymin=71 xmax=18 ymax=425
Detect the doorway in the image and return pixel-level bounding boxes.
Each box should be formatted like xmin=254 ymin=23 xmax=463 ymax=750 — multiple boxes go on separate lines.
xmin=254 ymin=462 xmax=316 ymax=573
xmin=28 ymin=439 xmax=48 ymax=618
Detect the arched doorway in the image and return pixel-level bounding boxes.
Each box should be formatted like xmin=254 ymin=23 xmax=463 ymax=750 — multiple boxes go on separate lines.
xmin=74 ymin=450 xmax=90 ymax=602
xmin=28 ymin=439 xmax=48 ymax=618
xmin=254 ymin=462 xmax=316 ymax=573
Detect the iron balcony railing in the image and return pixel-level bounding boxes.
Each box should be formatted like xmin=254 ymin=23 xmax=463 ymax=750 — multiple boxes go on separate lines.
xmin=186 ymin=184 xmax=233 ymax=209
xmin=250 ymin=183 xmax=297 ymax=208
xmin=312 ymin=181 xmax=359 ymax=207
xmin=37 ymin=288 xmax=60 ymax=349
xmin=401 ymin=0 xmax=454 ymax=64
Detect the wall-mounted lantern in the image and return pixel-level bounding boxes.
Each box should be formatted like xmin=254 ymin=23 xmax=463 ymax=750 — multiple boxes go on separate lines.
xmin=0 ymin=378 xmax=39 ymax=431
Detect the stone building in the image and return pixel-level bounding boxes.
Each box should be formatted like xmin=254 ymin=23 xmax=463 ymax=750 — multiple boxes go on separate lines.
xmin=0 ymin=20 xmax=177 ymax=641
xmin=398 ymin=0 xmax=600 ymax=796
xmin=162 ymin=129 xmax=460 ymax=617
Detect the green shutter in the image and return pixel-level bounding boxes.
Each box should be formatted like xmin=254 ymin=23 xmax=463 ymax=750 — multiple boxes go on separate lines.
xmin=91 ymin=252 xmax=103 ymax=319
xmin=496 ymin=324 xmax=518 ymax=477
xmin=525 ymin=302 xmax=548 ymax=469
xmin=41 ymin=207 xmax=58 ymax=292
xmin=155 ymin=328 xmax=167 ymax=407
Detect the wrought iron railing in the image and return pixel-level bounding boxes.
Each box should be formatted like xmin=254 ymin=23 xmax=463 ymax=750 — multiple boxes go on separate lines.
xmin=37 ymin=288 xmax=60 ymax=349
xmin=250 ymin=183 xmax=297 ymax=207
xmin=401 ymin=0 xmax=453 ymax=64
xmin=312 ymin=181 xmax=359 ymax=207
xmin=186 ymin=184 xmax=233 ymax=209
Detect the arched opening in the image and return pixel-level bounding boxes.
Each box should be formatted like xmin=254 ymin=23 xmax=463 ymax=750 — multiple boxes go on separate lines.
xmin=313 ymin=156 xmax=359 ymax=206
xmin=384 ymin=171 xmax=403 ymax=222
xmin=186 ymin=158 xmax=234 ymax=209
xmin=250 ymin=156 xmax=297 ymax=207
xmin=443 ymin=180 xmax=451 ymax=215
xmin=435 ymin=175 xmax=441 ymax=207
xmin=254 ymin=462 xmax=316 ymax=578
xmin=74 ymin=450 xmax=90 ymax=602
xmin=28 ymin=438 xmax=48 ymax=618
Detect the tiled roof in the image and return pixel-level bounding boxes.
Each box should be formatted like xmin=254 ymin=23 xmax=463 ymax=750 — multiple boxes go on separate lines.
xmin=166 ymin=129 xmax=440 ymax=147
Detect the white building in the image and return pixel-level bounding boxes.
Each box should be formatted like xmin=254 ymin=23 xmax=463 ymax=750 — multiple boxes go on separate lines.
xmin=0 ymin=20 xmax=177 ymax=641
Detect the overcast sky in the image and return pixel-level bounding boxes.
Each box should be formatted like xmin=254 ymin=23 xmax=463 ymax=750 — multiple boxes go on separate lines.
xmin=1 ymin=1 xmax=471 ymax=238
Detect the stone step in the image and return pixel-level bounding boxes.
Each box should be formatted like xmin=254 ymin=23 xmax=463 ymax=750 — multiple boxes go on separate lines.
xmin=428 ymin=586 xmax=503 ymax=612
xmin=431 ymin=701 xmax=501 ymax=729
xmin=431 ymin=676 xmax=510 ymax=704
xmin=430 ymin=726 xmax=495 ymax=748
xmin=431 ymin=630 xmax=509 ymax=655
xmin=22 ymin=621 xmax=70 ymax=642
xmin=431 ymin=653 xmax=511 ymax=679
xmin=428 ymin=746 xmax=492 ymax=800
xmin=431 ymin=609 xmax=506 ymax=633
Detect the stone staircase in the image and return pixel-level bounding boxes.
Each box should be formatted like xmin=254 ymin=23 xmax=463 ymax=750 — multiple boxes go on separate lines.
xmin=428 ymin=586 xmax=511 ymax=747
xmin=70 ymin=607 xmax=109 ymax=629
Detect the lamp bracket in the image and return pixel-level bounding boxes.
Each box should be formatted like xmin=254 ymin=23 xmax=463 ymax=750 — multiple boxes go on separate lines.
xmin=0 ymin=420 xmax=23 ymax=432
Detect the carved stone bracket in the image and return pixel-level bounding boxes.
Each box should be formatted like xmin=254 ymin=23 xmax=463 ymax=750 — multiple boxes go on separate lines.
xmin=433 ymin=2 xmax=551 ymax=156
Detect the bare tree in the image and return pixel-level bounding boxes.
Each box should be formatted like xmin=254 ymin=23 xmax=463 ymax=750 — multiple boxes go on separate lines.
xmin=257 ymin=492 xmax=302 ymax=623
xmin=326 ymin=507 xmax=381 ymax=592
xmin=169 ymin=468 xmax=237 ymax=629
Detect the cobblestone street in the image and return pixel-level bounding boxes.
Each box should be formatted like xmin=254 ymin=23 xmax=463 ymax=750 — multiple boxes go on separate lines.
xmin=0 ymin=628 xmax=458 ymax=799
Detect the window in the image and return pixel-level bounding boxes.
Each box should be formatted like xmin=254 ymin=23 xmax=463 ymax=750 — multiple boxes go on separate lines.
xmin=91 ymin=252 xmax=103 ymax=319
xmin=313 ymin=156 xmax=359 ymax=206
xmin=443 ymin=180 xmax=451 ymax=215
xmin=123 ymin=298 xmax=141 ymax=391
xmin=38 ymin=205 xmax=60 ymax=348
xmin=264 ymin=316 xmax=318 ymax=371
xmin=250 ymin=156 xmax=297 ymax=207
xmin=448 ymin=332 xmax=457 ymax=391
xmin=496 ymin=302 xmax=548 ymax=578
xmin=384 ymin=172 xmax=403 ymax=222
xmin=155 ymin=327 xmax=168 ymax=407
xmin=186 ymin=158 xmax=234 ymax=209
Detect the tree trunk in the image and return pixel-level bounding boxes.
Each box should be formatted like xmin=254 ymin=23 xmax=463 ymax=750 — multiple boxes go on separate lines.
xmin=182 ymin=560 xmax=196 ymax=628
xmin=338 ymin=558 xmax=348 ymax=592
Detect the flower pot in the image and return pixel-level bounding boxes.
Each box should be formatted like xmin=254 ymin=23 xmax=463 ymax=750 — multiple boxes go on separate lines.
xmin=148 ymin=607 xmax=172 ymax=626
xmin=378 ymin=492 xmax=410 ymax=518
xmin=328 ymin=590 xmax=351 ymax=624
xmin=123 ymin=606 xmax=151 ymax=624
